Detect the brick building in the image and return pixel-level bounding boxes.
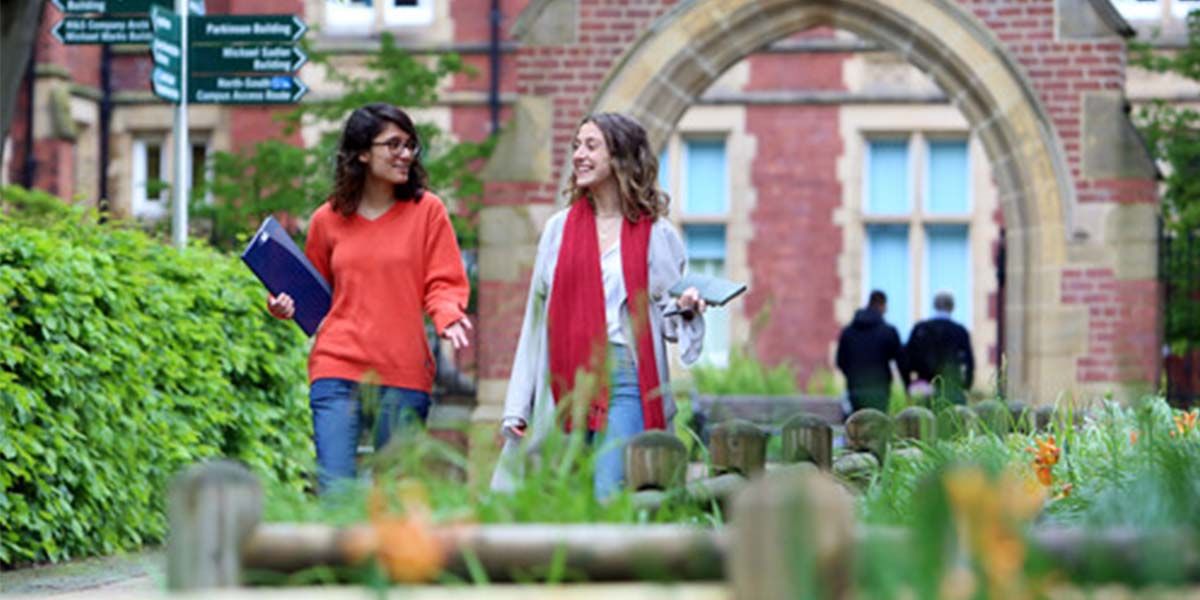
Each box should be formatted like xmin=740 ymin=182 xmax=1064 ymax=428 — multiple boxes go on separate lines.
xmin=3 ymin=0 xmax=1176 ymax=419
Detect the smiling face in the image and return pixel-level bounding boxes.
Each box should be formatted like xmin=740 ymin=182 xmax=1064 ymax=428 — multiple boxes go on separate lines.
xmin=572 ymin=121 xmax=614 ymax=191
xmin=359 ymin=122 xmax=417 ymax=186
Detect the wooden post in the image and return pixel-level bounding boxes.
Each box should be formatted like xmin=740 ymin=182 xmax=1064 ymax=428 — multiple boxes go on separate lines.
xmin=731 ymin=467 xmax=855 ymax=599
xmin=832 ymin=452 xmax=879 ymax=493
xmin=708 ymin=419 xmax=767 ymax=476
xmin=844 ymin=408 xmax=893 ymax=460
xmin=895 ymin=406 xmax=936 ymax=442
xmin=937 ymin=405 xmax=980 ymax=439
xmin=973 ymin=399 xmax=1011 ymax=434
xmin=1008 ymin=400 xmax=1034 ymax=434
xmin=781 ymin=413 xmax=832 ymax=470
xmin=167 ymin=460 xmax=263 ymax=590
xmin=624 ymin=430 xmax=687 ymax=491
xmin=1033 ymin=404 xmax=1055 ymax=432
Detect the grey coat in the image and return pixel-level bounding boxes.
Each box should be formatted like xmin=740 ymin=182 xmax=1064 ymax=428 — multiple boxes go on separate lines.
xmin=490 ymin=209 xmax=705 ymax=491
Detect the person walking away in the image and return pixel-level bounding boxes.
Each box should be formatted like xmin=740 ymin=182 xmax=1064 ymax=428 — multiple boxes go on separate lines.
xmin=904 ymin=291 xmax=974 ymax=406
xmin=836 ymin=290 xmax=904 ymax=413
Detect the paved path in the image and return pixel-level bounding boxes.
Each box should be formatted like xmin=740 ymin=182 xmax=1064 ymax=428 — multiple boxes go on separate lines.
xmin=0 ymin=549 xmax=162 ymax=598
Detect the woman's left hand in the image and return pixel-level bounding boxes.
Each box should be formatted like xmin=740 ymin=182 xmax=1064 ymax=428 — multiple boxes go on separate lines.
xmin=676 ymin=287 xmax=707 ymax=315
xmin=442 ymin=316 xmax=473 ymax=349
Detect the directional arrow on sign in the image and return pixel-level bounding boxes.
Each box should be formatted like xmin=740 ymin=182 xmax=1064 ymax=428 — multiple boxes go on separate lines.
xmin=151 ymin=37 xmax=181 ymax=72
xmin=189 ymin=45 xmax=307 ymax=74
xmin=52 ymin=16 xmax=154 ymax=44
xmin=189 ymin=75 xmax=307 ymax=104
xmin=149 ymin=4 xmax=180 ymax=42
xmin=189 ymin=14 xmax=306 ymax=44
xmin=152 ymin=67 xmax=181 ymax=102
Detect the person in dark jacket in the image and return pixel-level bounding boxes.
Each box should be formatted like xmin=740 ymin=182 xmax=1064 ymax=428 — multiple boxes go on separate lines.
xmin=903 ymin=291 xmax=974 ymax=406
xmin=836 ymin=290 xmax=904 ymax=413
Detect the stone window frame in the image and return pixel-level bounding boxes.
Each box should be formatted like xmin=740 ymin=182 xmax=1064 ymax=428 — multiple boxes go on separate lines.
xmin=321 ymin=0 xmax=435 ymax=35
xmin=131 ymin=135 xmax=169 ymax=221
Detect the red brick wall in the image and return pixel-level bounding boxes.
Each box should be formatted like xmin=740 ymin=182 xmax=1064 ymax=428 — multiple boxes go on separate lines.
xmin=1062 ymin=268 xmax=1158 ymax=383
xmin=745 ymin=44 xmax=847 ymax=387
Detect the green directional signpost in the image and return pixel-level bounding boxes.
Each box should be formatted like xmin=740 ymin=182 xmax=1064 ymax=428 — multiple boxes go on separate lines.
xmin=147 ymin=5 xmax=308 ymax=247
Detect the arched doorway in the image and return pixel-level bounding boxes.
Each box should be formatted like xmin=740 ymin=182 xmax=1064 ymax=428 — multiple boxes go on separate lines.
xmin=579 ymin=0 xmax=1075 ymax=403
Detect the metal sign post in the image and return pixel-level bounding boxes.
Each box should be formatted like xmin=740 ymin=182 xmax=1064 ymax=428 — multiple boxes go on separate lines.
xmin=171 ymin=0 xmax=189 ymax=249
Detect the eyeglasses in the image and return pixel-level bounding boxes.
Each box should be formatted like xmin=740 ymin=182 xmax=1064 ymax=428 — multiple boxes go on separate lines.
xmin=371 ymin=137 xmax=421 ymax=157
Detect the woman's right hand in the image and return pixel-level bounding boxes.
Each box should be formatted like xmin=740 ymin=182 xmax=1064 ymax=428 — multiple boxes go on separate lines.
xmin=267 ymin=292 xmax=295 ymax=319
xmin=499 ymin=417 xmax=527 ymax=444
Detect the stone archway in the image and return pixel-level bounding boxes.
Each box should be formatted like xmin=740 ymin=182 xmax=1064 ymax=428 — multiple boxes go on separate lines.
xmin=581 ymin=0 xmax=1082 ymax=403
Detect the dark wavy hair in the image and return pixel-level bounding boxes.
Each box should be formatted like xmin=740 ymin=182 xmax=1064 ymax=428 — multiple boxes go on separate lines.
xmin=566 ymin=112 xmax=670 ymax=221
xmin=331 ymin=103 xmax=427 ymax=216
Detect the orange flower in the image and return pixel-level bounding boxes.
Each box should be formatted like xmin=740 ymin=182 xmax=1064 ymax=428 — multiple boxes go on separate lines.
xmin=362 ymin=482 xmax=446 ymax=583
xmin=1036 ymin=466 xmax=1053 ymax=486
xmin=1174 ymin=411 xmax=1198 ymax=436
xmin=1054 ymin=483 xmax=1073 ymax=501
xmin=1130 ymin=430 xmax=1139 ymax=445
xmin=1027 ymin=435 xmax=1060 ymax=487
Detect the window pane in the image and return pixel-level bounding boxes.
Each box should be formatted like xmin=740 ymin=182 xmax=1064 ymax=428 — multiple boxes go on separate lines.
xmin=924 ymin=224 xmax=971 ymax=327
xmin=926 ymin=139 xmax=969 ymax=214
xmin=146 ymin=142 xmax=163 ymax=202
xmin=684 ymin=224 xmax=728 ymax=365
xmin=1111 ymin=0 xmax=1161 ymax=20
xmin=683 ymin=223 xmax=725 ymax=260
xmin=866 ymin=139 xmax=910 ymax=215
xmin=866 ymin=224 xmax=911 ymax=340
xmin=684 ymin=139 xmax=727 ymax=215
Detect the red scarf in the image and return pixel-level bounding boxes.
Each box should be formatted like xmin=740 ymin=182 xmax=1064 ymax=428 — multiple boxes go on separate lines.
xmin=547 ymin=200 xmax=666 ymax=432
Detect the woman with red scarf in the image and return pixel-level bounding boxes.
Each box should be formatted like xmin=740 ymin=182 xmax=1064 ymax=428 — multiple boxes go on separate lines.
xmin=491 ymin=113 xmax=706 ymax=499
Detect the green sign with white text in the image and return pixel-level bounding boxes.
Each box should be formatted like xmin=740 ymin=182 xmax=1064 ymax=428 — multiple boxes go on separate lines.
xmin=189 ymin=15 xmax=306 ymax=44
xmin=189 ymin=45 xmax=307 ymax=74
xmin=188 ymin=75 xmax=307 ymax=104
xmin=52 ymin=16 xmax=154 ymax=44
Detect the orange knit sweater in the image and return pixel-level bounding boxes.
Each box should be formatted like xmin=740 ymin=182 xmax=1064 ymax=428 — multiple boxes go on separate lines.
xmin=304 ymin=192 xmax=469 ymax=391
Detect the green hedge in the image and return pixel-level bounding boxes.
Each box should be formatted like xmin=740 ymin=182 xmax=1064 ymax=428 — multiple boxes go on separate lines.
xmin=0 ymin=187 xmax=312 ymax=566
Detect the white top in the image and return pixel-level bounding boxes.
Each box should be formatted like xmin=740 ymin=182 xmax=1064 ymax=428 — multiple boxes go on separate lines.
xmin=601 ymin=241 xmax=627 ymax=345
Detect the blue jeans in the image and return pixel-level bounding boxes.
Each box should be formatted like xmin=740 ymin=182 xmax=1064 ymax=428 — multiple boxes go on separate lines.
xmin=309 ymin=378 xmax=431 ymax=494
xmin=592 ymin=344 xmax=646 ymax=500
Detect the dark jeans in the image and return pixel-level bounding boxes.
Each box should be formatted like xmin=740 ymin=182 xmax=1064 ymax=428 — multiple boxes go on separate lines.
xmin=309 ymin=377 xmax=431 ymax=494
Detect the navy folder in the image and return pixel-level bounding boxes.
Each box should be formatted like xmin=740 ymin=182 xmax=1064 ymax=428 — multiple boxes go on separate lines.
xmin=240 ymin=216 xmax=332 ymax=336
xmin=668 ymin=273 xmax=747 ymax=307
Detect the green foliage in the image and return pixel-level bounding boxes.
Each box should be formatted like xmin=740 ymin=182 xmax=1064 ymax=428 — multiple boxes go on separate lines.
xmin=0 ymin=185 xmax=312 ymax=566
xmin=197 ymin=33 xmax=494 ymax=251
xmin=691 ymin=349 xmax=798 ymax=396
xmin=1130 ymin=15 xmax=1200 ymax=353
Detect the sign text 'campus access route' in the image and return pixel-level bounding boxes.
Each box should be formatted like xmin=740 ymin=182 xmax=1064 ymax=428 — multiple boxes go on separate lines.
xmin=189 ymin=75 xmax=308 ymax=104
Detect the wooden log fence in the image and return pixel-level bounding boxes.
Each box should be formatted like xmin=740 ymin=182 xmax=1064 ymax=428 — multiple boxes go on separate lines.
xmin=167 ymin=404 xmax=1131 ymax=595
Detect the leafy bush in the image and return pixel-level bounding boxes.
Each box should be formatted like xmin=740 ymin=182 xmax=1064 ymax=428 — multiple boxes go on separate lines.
xmin=691 ymin=349 xmax=798 ymax=396
xmin=0 ymin=186 xmax=312 ymax=566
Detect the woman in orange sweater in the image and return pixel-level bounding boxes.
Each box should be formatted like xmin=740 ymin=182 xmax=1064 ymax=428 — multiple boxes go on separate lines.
xmin=268 ymin=103 xmax=471 ymax=493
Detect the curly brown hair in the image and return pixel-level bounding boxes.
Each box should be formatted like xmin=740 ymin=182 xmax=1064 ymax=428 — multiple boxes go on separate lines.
xmin=566 ymin=112 xmax=670 ymax=221
xmin=330 ymin=103 xmax=427 ymax=216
